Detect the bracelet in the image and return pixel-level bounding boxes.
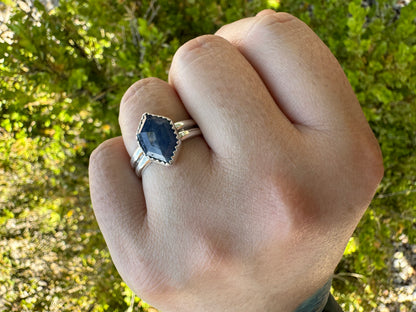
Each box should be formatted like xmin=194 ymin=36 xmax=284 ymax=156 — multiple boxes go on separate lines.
xmin=294 ymin=278 xmax=332 ymax=312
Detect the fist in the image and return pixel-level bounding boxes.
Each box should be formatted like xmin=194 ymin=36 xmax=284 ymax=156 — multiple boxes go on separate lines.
xmin=89 ymin=10 xmax=383 ymax=312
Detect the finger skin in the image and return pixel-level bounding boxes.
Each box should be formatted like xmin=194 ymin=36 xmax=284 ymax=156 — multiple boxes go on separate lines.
xmin=169 ymin=34 xmax=296 ymax=161
xmin=88 ymin=137 xmax=150 ymax=289
xmin=215 ymin=10 xmax=384 ymax=219
xmin=89 ymin=13 xmax=385 ymax=312
xmin=256 ymin=9 xmax=278 ymax=17
xmin=117 ymin=75 xmax=216 ymax=304
xmin=118 ymin=75 xmax=212 ymax=211
xmin=216 ymin=12 xmax=370 ymax=133
xmin=119 ymin=77 xmax=191 ymax=157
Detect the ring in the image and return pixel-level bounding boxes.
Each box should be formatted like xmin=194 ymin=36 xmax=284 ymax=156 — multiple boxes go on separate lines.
xmin=130 ymin=112 xmax=202 ymax=177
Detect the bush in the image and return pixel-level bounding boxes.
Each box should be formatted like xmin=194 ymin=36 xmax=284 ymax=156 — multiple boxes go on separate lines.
xmin=1 ymin=0 xmax=415 ymax=311
xmin=0 ymin=0 xmax=269 ymax=311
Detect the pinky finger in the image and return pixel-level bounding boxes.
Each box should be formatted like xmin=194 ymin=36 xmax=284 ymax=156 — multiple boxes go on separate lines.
xmin=89 ymin=136 xmax=148 ymax=284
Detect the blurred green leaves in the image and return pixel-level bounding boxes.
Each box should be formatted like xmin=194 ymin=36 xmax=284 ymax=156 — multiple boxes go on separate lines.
xmin=1 ymin=0 xmax=415 ymax=311
xmin=0 ymin=0 xmax=270 ymax=311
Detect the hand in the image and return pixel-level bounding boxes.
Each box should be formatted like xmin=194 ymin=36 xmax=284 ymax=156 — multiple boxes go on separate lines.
xmin=89 ymin=10 xmax=383 ymax=312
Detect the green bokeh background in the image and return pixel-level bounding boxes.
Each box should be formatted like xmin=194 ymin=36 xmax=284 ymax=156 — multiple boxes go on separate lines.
xmin=0 ymin=0 xmax=415 ymax=311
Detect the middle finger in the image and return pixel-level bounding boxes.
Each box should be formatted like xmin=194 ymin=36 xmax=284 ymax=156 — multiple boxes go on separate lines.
xmin=169 ymin=35 xmax=296 ymax=162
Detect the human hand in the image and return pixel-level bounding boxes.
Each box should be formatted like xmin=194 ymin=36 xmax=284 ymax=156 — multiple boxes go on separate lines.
xmin=89 ymin=10 xmax=383 ymax=312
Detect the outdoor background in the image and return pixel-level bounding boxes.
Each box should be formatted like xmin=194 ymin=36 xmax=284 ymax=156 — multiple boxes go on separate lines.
xmin=0 ymin=0 xmax=415 ymax=311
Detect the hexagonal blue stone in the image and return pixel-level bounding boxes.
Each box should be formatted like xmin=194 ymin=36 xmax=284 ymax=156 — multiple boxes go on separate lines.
xmin=137 ymin=114 xmax=178 ymax=164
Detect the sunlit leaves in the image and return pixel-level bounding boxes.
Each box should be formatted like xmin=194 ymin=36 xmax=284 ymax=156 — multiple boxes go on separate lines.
xmin=3 ymin=0 xmax=414 ymax=310
xmin=1 ymin=0 xmax=270 ymax=311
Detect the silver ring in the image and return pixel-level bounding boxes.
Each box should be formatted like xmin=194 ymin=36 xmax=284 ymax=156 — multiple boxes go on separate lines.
xmin=130 ymin=112 xmax=202 ymax=177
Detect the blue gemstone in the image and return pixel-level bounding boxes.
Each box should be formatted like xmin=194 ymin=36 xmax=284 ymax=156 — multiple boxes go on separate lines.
xmin=137 ymin=114 xmax=178 ymax=164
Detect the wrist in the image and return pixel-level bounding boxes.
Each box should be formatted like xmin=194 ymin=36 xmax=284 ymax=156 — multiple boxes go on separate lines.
xmin=293 ymin=278 xmax=332 ymax=312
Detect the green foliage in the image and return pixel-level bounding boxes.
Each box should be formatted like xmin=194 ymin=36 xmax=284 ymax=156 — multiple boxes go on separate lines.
xmin=1 ymin=0 xmax=415 ymax=311
xmin=0 ymin=0 xmax=269 ymax=311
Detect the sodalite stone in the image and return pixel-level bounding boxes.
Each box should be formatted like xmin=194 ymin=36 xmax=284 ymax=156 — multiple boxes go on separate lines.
xmin=137 ymin=114 xmax=178 ymax=164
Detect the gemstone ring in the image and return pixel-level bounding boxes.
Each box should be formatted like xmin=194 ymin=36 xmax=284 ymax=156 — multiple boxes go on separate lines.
xmin=130 ymin=112 xmax=202 ymax=177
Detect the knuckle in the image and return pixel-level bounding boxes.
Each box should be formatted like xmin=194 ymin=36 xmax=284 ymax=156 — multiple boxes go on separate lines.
xmin=257 ymin=8 xmax=278 ymax=17
xmin=89 ymin=137 xmax=122 ymax=170
xmin=120 ymin=77 xmax=165 ymax=109
xmin=268 ymin=11 xmax=296 ymax=23
xmin=254 ymin=11 xmax=296 ymax=28
xmin=247 ymin=11 xmax=306 ymax=42
xmin=174 ymin=34 xmax=229 ymax=62
xmin=215 ymin=22 xmax=231 ymax=36
xmin=358 ymin=134 xmax=384 ymax=185
xmin=119 ymin=77 xmax=168 ymax=125
xmin=170 ymin=34 xmax=233 ymax=81
xmin=332 ymin=132 xmax=384 ymax=209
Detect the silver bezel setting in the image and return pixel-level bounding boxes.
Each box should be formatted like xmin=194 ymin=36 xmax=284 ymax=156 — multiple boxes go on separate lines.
xmin=136 ymin=112 xmax=182 ymax=166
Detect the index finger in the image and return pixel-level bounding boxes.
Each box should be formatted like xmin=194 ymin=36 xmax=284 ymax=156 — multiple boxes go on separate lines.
xmin=216 ymin=11 xmax=370 ymax=132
